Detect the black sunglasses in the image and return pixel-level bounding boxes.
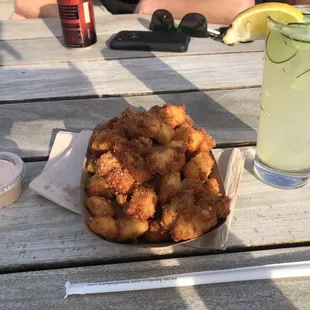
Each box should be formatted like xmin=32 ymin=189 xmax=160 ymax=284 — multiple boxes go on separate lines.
xmin=149 ymin=9 xmax=209 ymax=38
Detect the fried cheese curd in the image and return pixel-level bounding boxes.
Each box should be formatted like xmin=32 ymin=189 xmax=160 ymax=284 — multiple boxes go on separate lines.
xmin=144 ymin=219 xmax=171 ymax=243
xmin=85 ymin=104 xmax=230 ymax=243
xmin=124 ymin=185 xmax=158 ymax=220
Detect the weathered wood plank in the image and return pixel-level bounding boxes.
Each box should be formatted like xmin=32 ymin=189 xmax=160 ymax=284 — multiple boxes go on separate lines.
xmin=0 ymin=34 xmax=264 ymax=66
xmin=0 ymin=52 xmax=263 ymax=102
xmin=1 ymin=247 xmax=310 ymax=310
xmin=0 ymin=88 xmax=260 ymax=158
xmin=0 ymin=16 xmax=224 ymax=40
xmin=1 ymin=147 xmax=309 ymax=270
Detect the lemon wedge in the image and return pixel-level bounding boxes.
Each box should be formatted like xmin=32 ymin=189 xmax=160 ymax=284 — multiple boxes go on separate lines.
xmin=223 ymin=3 xmax=304 ymax=44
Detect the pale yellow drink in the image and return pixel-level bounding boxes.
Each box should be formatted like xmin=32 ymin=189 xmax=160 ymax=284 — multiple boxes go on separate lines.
xmin=255 ymin=18 xmax=310 ymax=188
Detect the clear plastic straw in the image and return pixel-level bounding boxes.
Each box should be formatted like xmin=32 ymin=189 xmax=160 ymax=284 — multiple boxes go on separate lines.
xmin=65 ymin=260 xmax=310 ymax=298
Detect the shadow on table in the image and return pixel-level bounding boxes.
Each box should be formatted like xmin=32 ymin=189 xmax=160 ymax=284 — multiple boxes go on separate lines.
xmin=96 ymin=42 xmax=296 ymax=309
xmin=40 ymin=9 xmax=67 ymax=47
xmin=0 ymin=18 xmax=299 ymax=310
xmin=0 ymin=19 xmax=22 ymax=66
xmin=2 ymin=234 xmax=305 ymax=309
xmin=0 ymin=62 xmax=110 ymax=159
xmin=137 ymin=17 xmax=151 ymax=29
xmin=56 ymin=234 xmax=302 ymax=310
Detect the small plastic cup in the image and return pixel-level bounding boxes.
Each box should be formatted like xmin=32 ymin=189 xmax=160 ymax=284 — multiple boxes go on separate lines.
xmin=0 ymin=152 xmax=25 ymax=208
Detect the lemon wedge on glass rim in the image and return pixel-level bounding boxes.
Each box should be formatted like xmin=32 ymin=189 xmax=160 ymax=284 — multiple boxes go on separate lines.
xmin=223 ymin=3 xmax=304 ymax=45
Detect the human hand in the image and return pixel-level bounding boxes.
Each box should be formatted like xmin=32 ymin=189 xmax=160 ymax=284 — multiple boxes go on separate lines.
xmin=135 ymin=0 xmax=169 ymax=15
xmin=14 ymin=0 xmax=58 ymax=19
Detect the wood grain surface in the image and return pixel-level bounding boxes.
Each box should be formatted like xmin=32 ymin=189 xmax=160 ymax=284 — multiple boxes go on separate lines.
xmin=1 ymin=35 xmax=264 ymax=66
xmin=1 ymin=147 xmax=309 ymax=270
xmin=0 ymin=13 xmax=308 ymax=309
xmin=0 ymin=15 xmax=264 ymax=67
xmin=0 ymin=89 xmax=260 ymax=157
xmin=0 ymin=52 xmax=263 ymax=102
xmin=1 ymin=247 xmax=310 ymax=310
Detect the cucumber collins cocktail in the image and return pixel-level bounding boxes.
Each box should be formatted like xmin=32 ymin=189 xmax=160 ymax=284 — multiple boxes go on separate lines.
xmin=254 ymin=17 xmax=310 ymax=189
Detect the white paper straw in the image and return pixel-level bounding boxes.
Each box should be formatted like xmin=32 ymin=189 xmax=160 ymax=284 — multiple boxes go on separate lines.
xmin=64 ymin=260 xmax=310 ymax=298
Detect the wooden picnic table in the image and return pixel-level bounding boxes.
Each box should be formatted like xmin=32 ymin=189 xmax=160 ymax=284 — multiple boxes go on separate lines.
xmin=1 ymin=14 xmax=310 ymax=310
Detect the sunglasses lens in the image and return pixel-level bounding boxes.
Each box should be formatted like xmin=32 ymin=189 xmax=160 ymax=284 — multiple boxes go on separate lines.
xmin=150 ymin=9 xmax=174 ymax=32
xmin=179 ymin=13 xmax=209 ymax=37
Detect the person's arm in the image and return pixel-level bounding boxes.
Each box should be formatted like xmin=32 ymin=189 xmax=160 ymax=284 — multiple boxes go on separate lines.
xmin=135 ymin=0 xmax=255 ymax=25
xmin=10 ymin=12 xmax=26 ymax=20
xmin=12 ymin=0 xmax=58 ymax=19
xmin=294 ymin=0 xmax=310 ymax=3
xmin=287 ymin=0 xmax=310 ymax=4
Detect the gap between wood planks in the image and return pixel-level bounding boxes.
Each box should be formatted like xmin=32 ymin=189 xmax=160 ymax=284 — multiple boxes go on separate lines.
xmin=0 ymin=85 xmax=261 ymax=105
xmin=0 ymin=50 xmax=262 ymax=68
xmin=1 ymin=242 xmax=310 ymax=275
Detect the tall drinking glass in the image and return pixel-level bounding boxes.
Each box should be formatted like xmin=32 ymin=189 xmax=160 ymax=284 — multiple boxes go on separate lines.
xmin=254 ymin=18 xmax=310 ymax=189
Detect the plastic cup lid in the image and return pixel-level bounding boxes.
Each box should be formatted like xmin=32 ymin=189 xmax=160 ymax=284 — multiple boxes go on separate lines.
xmin=0 ymin=152 xmax=25 ymax=193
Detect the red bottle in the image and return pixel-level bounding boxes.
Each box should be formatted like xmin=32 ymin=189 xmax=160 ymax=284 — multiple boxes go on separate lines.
xmin=57 ymin=0 xmax=97 ymax=48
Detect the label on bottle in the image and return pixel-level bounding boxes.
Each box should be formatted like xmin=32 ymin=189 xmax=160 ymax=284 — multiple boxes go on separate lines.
xmin=83 ymin=2 xmax=91 ymax=24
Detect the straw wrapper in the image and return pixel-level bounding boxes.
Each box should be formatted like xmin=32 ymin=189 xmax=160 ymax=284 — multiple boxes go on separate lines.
xmin=64 ymin=261 xmax=310 ymax=298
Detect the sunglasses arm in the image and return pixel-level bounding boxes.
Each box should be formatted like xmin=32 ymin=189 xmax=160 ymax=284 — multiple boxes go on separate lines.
xmin=208 ymin=28 xmax=221 ymax=36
